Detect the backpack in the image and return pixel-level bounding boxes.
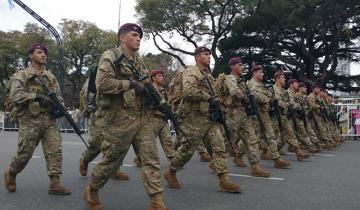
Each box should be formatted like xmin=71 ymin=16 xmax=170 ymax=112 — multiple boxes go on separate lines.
xmin=167 ymin=66 xmax=187 ymax=106
xmin=214 ymin=73 xmax=228 ymax=101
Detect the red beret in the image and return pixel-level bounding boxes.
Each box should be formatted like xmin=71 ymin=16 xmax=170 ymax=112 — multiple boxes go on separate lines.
xmin=28 ymin=43 xmax=47 ymax=54
xmin=228 ymin=57 xmax=243 ymax=66
xmin=299 ymin=82 xmax=306 ymax=88
xmin=150 ymin=69 xmax=164 ymax=77
xmin=251 ymin=65 xmax=263 ymax=74
xmin=118 ymin=23 xmax=143 ymax=38
xmin=288 ymin=79 xmax=298 ymax=85
xmin=194 ymin=46 xmax=211 ymax=55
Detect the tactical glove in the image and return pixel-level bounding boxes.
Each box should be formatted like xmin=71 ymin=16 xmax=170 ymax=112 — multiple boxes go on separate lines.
xmin=129 ymin=79 xmax=146 ymax=95
xmin=35 ymin=93 xmax=54 ymax=107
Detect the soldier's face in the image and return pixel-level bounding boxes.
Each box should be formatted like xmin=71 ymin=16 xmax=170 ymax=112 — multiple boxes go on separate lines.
xmin=278 ymin=75 xmax=285 ymax=86
xmin=291 ymin=82 xmax=299 ymax=90
xmin=29 ymin=49 xmax=47 ymax=64
xmin=120 ymin=31 xmax=141 ymax=51
xmin=253 ymin=70 xmax=264 ymax=81
xmin=231 ymin=63 xmax=245 ymax=75
xmin=299 ymin=86 xmax=307 ymax=94
xmin=313 ymin=87 xmax=320 ymax=94
xmin=152 ymin=74 xmax=164 ymax=85
xmin=196 ymin=52 xmax=211 ymax=67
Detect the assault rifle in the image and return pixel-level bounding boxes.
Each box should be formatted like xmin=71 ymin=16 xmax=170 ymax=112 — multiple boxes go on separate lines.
xmin=269 ymin=86 xmax=283 ymax=130
xmin=202 ymin=74 xmax=235 ymax=154
xmin=237 ymin=78 xmax=269 ymax=146
xmin=117 ymin=54 xmax=191 ymax=145
xmin=33 ymin=74 xmax=89 ymax=149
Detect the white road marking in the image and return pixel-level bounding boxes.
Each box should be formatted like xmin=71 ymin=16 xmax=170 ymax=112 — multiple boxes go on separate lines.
xmin=229 ymin=173 xmax=284 ymax=181
xmin=287 ymin=152 xmax=335 ymax=157
xmin=32 ymin=156 xmax=41 ymax=159
xmin=90 ymin=161 xmax=135 ymax=167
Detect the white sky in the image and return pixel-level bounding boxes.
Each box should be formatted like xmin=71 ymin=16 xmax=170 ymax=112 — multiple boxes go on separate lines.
xmin=1 ymin=0 xmax=359 ymax=75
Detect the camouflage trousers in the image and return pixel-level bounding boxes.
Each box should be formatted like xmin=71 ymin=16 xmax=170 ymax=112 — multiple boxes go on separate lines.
xmin=89 ymin=109 xmax=163 ymax=196
xmin=305 ymin=117 xmax=321 ymax=145
xmin=252 ymin=112 xmax=280 ymax=159
xmin=80 ymin=113 xmax=125 ymax=173
xmin=133 ymin=116 xmax=176 ymax=161
xmin=226 ymin=108 xmax=260 ymax=164
xmin=170 ymin=111 xmax=229 ymax=175
xmin=292 ymin=117 xmax=315 ymax=150
xmin=272 ymin=115 xmax=300 ymax=148
xmin=81 ymin=112 xmax=103 ymax=163
xmin=174 ymin=120 xmax=209 ymax=155
xmin=310 ymin=115 xmax=332 ymax=144
xmin=327 ymin=122 xmax=342 ymax=142
xmin=9 ymin=113 xmax=62 ymax=176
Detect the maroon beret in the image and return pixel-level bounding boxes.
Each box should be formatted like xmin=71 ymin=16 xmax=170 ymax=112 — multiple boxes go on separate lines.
xmin=194 ymin=46 xmax=211 ymax=55
xmin=298 ymin=82 xmax=306 ymax=88
xmin=118 ymin=23 xmax=143 ymax=38
xmin=28 ymin=43 xmax=47 ymax=54
xmin=251 ymin=65 xmax=263 ymax=74
xmin=228 ymin=57 xmax=243 ymax=66
xmin=150 ymin=69 xmax=164 ymax=77
xmin=288 ymin=79 xmax=298 ymax=85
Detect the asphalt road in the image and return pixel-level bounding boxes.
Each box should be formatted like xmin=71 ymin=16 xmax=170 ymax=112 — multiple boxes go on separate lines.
xmin=0 ymin=131 xmax=360 ymax=210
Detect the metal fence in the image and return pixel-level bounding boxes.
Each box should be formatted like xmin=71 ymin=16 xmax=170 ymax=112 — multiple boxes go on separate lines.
xmin=0 ymin=111 xmax=89 ymax=133
xmin=334 ymin=103 xmax=360 ymax=139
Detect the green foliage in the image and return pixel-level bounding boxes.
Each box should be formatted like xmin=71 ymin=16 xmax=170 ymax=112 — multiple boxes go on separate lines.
xmin=219 ymin=0 xmax=360 ymax=91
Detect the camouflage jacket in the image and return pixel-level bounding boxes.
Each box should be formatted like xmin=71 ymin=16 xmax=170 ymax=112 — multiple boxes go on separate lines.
xmin=181 ymin=64 xmax=214 ymax=114
xmin=273 ymin=84 xmax=290 ymax=115
xmin=9 ymin=66 xmax=63 ymax=119
xmin=247 ymin=78 xmax=272 ymax=112
xmin=95 ymin=46 xmax=148 ymax=112
xmin=307 ymin=93 xmax=321 ymax=115
xmin=222 ymin=73 xmax=245 ymax=109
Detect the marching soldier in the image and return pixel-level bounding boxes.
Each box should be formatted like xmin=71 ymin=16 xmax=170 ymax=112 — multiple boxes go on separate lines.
xmin=287 ymin=79 xmax=318 ymax=153
xmin=271 ymin=71 xmax=310 ymax=161
xmin=83 ymin=23 xmax=168 ymax=210
xmin=297 ymin=82 xmax=324 ymax=150
xmin=79 ymin=78 xmax=129 ymax=180
xmin=319 ymin=90 xmax=341 ymax=145
xmin=307 ymin=85 xmax=335 ymax=149
xmin=132 ymin=69 xmax=176 ymax=164
xmin=222 ymin=57 xmax=271 ymax=177
xmin=163 ymin=46 xmax=241 ymax=193
xmin=247 ymin=65 xmax=291 ymax=168
xmin=4 ymin=44 xmax=70 ymax=195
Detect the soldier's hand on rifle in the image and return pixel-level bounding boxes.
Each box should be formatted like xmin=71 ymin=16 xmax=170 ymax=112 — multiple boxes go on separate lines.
xmin=129 ymin=79 xmax=146 ymax=95
xmin=35 ymin=93 xmax=54 ymax=107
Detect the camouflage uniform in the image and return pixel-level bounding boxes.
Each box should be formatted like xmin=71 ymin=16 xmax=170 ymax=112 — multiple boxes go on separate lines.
xmin=223 ymin=74 xmax=260 ymax=164
xmin=271 ymin=84 xmax=300 ymax=149
xmin=8 ymin=67 xmax=63 ymax=176
xmin=79 ymin=79 xmax=127 ymax=178
xmin=135 ymin=86 xmax=176 ymax=161
xmin=307 ymin=93 xmax=333 ymax=146
xmin=288 ymin=89 xmax=316 ymax=151
xmin=169 ymin=64 xmax=229 ymax=175
xmin=168 ymin=67 xmax=211 ymax=158
xmin=88 ymin=47 xmax=163 ymax=197
xmin=247 ymin=78 xmax=281 ymax=160
xmin=323 ymin=99 xmax=342 ymax=143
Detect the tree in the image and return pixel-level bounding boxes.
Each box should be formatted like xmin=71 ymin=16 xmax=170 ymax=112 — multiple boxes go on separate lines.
xmin=136 ymin=0 xmax=243 ymax=76
xmin=59 ymin=19 xmax=117 ymax=105
xmin=142 ymin=53 xmax=175 ymax=87
xmin=219 ymin=0 xmax=360 ymax=91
